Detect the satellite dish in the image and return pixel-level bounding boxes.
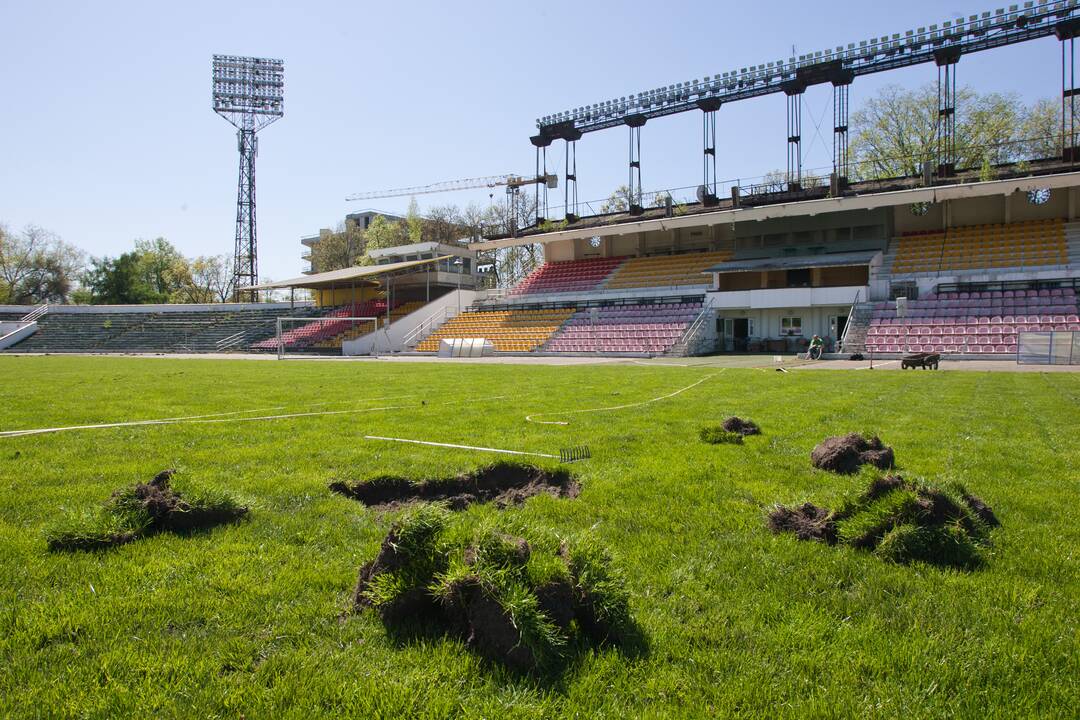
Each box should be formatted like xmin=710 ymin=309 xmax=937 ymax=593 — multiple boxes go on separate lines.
xmin=696 ymin=185 xmax=708 ymax=203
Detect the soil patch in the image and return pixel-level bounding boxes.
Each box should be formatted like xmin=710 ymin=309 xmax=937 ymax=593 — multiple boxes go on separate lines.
xmin=811 ymin=433 xmax=895 ymax=474
xmin=330 ymin=461 xmax=579 ymax=510
xmin=721 ymin=416 xmax=761 ymax=436
xmin=351 ymin=506 xmax=637 ymax=674
xmin=766 ymin=502 xmax=837 ymax=544
xmin=46 ymin=470 xmax=248 ymax=552
xmin=767 ymin=475 xmax=998 ymax=569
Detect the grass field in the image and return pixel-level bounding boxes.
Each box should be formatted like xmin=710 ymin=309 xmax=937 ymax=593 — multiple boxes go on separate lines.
xmin=1 ymin=355 xmax=1078 ymax=718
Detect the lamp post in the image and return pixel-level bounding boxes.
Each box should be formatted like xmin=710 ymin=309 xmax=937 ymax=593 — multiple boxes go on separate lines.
xmin=452 ymin=257 xmax=464 ymax=312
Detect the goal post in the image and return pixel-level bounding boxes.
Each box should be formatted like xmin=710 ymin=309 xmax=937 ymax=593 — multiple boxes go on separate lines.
xmin=274 ymin=316 xmax=380 ymax=359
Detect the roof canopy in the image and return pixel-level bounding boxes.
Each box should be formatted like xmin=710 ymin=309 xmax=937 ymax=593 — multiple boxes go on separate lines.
xmin=250 ymin=256 xmax=452 ymax=290
xmin=703 ymin=250 xmax=880 ymax=274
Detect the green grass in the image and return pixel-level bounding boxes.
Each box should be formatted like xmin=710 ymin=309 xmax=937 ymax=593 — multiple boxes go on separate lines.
xmin=698 ymin=426 xmax=745 ymax=444
xmin=1 ymin=356 xmax=1079 ymax=717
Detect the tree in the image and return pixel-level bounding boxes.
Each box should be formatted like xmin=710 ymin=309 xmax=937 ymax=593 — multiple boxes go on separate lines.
xmin=82 ymin=252 xmax=165 ymax=304
xmin=79 ymin=237 xmax=194 ymax=304
xmin=1020 ymin=97 xmax=1063 ymax=161
xmin=0 ymin=224 xmax=84 ymax=304
xmin=599 ymin=185 xmax=631 ymax=213
xmin=176 ymin=255 xmax=234 ymax=303
xmin=134 ymin=237 xmax=189 ymax=298
xmin=406 ymin=197 xmax=424 ymax=244
xmin=364 ymin=214 xmax=410 ymax=252
xmin=848 ymin=84 xmax=1034 ymax=180
xmin=425 ymin=204 xmax=466 ymax=244
xmin=310 ymin=221 xmax=367 ymax=273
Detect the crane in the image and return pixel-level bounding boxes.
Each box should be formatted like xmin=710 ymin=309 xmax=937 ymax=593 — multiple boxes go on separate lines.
xmin=346 ymin=173 xmax=559 ymax=239
xmin=345 ymin=174 xmax=557 ymax=202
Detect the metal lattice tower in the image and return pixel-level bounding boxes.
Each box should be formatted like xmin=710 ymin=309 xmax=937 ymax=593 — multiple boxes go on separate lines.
xmin=212 ymin=55 xmax=284 ymax=301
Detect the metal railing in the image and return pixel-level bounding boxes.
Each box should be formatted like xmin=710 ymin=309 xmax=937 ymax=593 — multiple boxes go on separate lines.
xmin=402 ymin=306 xmax=458 ymax=348
xmin=672 ymin=300 xmax=714 ymax=356
xmin=20 ymin=303 xmax=49 ymax=323
xmin=1018 ymin=331 xmax=1079 ymax=365
xmin=839 ymin=289 xmax=862 ymax=353
xmin=216 ymin=331 xmax=249 ymax=351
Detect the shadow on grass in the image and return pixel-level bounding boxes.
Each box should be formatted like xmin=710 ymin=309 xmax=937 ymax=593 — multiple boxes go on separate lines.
xmin=380 ymin=609 xmax=650 ymax=687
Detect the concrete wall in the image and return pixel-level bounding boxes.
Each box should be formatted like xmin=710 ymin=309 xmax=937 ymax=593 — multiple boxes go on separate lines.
xmin=711 ymin=306 xmax=851 ymax=344
xmin=709 ymin=285 xmax=867 ymax=311
xmin=0 ymin=322 xmax=37 ymax=350
xmin=892 ymin=189 xmax=1073 ymax=234
xmin=0 ymin=302 xmax=308 ymax=315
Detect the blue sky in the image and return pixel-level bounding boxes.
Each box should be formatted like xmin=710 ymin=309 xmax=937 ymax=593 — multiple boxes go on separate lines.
xmin=0 ymin=1 xmax=1063 ymax=281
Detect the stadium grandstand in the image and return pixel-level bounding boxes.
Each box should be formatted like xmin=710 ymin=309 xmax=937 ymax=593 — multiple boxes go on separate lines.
xmin=2 ymin=2 xmax=1079 ymax=364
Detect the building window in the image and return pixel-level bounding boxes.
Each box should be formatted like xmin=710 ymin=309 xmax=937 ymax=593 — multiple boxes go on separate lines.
xmin=786 ymin=268 xmax=811 ymax=287
xmin=780 ymin=316 xmax=802 ymax=336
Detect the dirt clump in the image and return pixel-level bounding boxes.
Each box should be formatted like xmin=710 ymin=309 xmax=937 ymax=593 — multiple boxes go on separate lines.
xmin=767 ymin=475 xmax=999 ymax=570
xmin=961 ymin=492 xmax=1000 ymax=527
xmin=766 ymin=502 xmax=837 ymax=544
xmin=351 ymin=508 xmax=635 ymax=674
xmin=46 ymin=470 xmax=248 ymax=552
xmin=330 ymin=461 xmax=580 ymax=511
xmin=811 ymin=433 xmax=895 ymax=474
xmin=721 ymin=416 xmax=761 ymax=436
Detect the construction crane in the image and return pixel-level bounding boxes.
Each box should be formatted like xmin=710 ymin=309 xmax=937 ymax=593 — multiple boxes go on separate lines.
xmin=345 ymin=174 xmax=556 ymax=202
xmin=346 ymin=173 xmax=558 ymax=238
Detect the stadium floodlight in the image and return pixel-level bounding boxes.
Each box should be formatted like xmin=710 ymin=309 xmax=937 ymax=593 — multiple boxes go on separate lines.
xmin=212 ymin=54 xmax=284 ymax=301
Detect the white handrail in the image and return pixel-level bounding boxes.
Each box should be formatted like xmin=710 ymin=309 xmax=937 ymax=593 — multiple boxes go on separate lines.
xmin=20 ymin=302 xmax=49 ymax=323
xmin=403 ymin=306 xmax=457 ymax=347
xmin=216 ymin=330 xmax=248 ymax=350
xmin=670 ymin=300 xmax=713 ymax=355
xmin=839 ymin=289 xmax=861 ymax=352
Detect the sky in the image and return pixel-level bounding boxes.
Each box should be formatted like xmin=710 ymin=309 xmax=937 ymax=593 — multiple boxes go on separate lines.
xmin=0 ymin=0 xmax=1065 ymax=281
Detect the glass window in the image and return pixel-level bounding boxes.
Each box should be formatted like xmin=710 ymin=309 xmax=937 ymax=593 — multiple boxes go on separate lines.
xmin=780 ymin=316 xmax=802 ymax=336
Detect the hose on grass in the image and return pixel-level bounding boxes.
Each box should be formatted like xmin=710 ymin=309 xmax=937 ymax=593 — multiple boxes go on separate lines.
xmin=524 ymin=372 xmax=721 ymax=426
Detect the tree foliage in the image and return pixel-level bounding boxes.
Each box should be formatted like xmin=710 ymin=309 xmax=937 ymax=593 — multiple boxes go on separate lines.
xmin=0 ymin=224 xmax=84 ymax=304
xmin=849 ymin=85 xmax=1059 ymax=180
xmin=80 ymin=237 xmax=234 ymax=305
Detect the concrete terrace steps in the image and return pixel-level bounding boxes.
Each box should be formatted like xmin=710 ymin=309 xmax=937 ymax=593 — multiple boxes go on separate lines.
xmin=840 ymin=302 xmax=875 ymax=354
xmin=4 ymin=306 xmax=307 ymax=353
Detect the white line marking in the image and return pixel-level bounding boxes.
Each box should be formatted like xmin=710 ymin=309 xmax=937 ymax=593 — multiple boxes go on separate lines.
xmin=364 ymin=435 xmax=559 ymax=459
xmin=525 ymin=373 xmax=720 ymax=425
xmin=0 ymin=394 xmax=510 ymax=439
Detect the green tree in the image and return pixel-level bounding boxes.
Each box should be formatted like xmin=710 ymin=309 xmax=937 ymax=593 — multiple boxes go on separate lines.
xmin=849 ymin=84 xmax=1031 ymax=180
xmin=134 ymin=238 xmax=189 ymax=298
xmin=82 ymin=252 xmax=165 ymax=304
xmin=310 ymin=220 xmax=367 ymax=273
xmin=599 ymin=185 xmax=631 ymax=213
xmin=175 ymin=255 xmax=234 ymax=303
xmin=406 ymin=197 xmax=423 ymax=244
xmin=1020 ymin=97 xmax=1064 ymax=160
xmin=364 ymin=215 xmax=409 ymax=252
xmin=0 ymin=224 xmax=84 ymax=304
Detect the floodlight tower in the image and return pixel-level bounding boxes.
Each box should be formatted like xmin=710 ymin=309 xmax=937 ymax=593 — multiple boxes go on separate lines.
xmin=211 ymin=55 xmax=284 ymax=301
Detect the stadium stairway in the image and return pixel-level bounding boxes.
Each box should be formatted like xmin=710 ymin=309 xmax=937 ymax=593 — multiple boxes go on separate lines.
xmin=839 ymin=302 xmax=875 ymax=354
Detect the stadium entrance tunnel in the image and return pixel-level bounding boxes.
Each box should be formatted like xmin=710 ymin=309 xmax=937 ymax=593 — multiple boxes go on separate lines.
xmin=329 ymin=461 xmax=580 ymax=510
